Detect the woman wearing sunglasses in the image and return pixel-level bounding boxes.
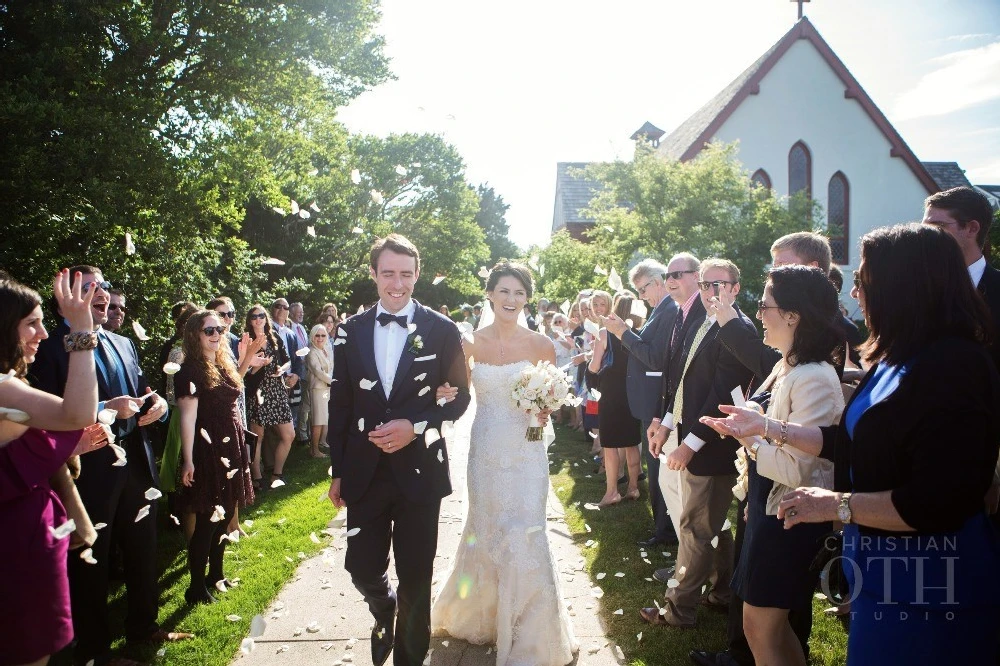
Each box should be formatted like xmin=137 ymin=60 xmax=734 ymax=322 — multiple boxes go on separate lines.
xmin=243 ymin=305 xmax=293 ymax=491
xmin=305 ymin=324 xmax=333 ymax=459
xmin=175 ymin=310 xmax=254 ymax=604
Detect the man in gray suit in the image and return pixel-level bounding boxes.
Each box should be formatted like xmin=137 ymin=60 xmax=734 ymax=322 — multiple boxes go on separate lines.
xmin=601 ymin=258 xmax=680 ymax=547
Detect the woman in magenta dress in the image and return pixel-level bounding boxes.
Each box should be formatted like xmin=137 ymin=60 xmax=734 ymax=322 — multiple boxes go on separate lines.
xmin=0 ymin=270 xmax=106 ymax=666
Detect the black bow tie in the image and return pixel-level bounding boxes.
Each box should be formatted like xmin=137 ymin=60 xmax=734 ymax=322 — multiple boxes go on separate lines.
xmin=377 ymin=312 xmax=408 ymax=328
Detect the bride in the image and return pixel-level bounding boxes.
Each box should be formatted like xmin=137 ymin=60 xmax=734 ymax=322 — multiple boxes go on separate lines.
xmin=431 ymin=260 xmax=577 ymax=665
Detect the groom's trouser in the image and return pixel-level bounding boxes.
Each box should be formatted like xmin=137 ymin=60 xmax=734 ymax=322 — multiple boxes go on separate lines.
xmin=345 ymin=461 xmax=441 ymax=666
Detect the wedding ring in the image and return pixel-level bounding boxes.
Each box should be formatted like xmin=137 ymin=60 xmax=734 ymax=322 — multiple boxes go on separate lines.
xmin=788 ymin=509 xmax=798 ymax=518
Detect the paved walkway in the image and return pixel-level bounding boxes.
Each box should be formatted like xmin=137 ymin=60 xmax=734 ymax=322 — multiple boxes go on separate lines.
xmin=233 ymin=398 xmax=622 ymax=666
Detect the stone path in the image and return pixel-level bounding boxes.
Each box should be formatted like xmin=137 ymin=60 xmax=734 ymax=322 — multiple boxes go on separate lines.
xmin=233 ymin=398 xmax=623 ymax=666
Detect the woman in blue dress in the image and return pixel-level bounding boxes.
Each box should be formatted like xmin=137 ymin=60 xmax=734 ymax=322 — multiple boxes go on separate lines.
xmin=703 ymin=223 xmax=1000 ymax=665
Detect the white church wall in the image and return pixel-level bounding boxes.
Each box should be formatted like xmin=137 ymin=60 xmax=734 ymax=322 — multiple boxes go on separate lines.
xmin=709 ymin=39 xmax=930 ymax=304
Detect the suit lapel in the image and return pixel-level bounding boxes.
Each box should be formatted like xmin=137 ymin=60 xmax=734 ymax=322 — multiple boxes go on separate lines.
xmin=387 ymin=302 xmax=434 ymax=403
xmin=354 ymin=307 xmax=382 ymax=400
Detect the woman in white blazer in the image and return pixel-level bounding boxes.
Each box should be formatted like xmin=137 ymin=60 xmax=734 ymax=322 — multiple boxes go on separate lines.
xmin=721 ymin=266 xmax=845 ymax=666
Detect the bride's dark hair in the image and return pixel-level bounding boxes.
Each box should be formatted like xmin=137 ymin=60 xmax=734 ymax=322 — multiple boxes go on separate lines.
xmin=485 ymin=260 xmax=534 ymax=301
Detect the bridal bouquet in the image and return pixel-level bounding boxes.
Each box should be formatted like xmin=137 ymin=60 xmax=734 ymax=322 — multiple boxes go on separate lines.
xmin=511 ymin=360 xmax=575 ymax=441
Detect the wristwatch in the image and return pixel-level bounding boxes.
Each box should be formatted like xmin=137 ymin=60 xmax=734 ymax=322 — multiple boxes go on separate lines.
xmin=747 ymin=441 xmax=761 ymax=461
xmin=837 ymin=493 xmax=853 ymax=524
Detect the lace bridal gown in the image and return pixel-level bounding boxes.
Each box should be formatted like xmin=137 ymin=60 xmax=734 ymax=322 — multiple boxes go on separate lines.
xmin=431 ymin=361 xmax=577 ymax=666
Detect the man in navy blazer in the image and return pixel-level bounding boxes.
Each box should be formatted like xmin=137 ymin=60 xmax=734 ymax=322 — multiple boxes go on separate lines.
xmin=30 ymin=265 xmax=173 ymax=665
xmin=327 ymin=234 xmax=470 ymax=666
xmin=600 ymin=258 xmax=679 ymax=548
xmin=922 ymin=186 xmax=1000 ymax=521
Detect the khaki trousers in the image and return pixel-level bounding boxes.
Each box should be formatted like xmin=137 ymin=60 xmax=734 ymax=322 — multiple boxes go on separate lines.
xmin=662 ymin=469 xmax=736 ymax=626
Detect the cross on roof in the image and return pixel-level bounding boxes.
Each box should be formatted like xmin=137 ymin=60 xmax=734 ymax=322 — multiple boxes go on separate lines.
xmin=792 ymin=0 xmax=810 ymax=20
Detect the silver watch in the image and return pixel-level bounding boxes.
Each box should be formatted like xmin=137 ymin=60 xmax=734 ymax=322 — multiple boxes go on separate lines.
xmin=837 ymin=493 xmax=853 ymax=524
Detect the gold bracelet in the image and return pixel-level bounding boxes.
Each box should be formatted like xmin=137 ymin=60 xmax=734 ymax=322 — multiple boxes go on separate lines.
xmin=63 ymin=331 xmax=99 ymax=352
xmin=779 ymin=420 xmax=789 ymax=447
xmin=763 ymin=417 xmax=770 ymax=440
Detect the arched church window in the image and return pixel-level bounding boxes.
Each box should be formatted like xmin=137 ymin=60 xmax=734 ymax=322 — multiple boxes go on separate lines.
xmin=751 ymin=169 xmax=771 ymax=190
xmin=827 ymin=172 xmax=849 ymax=264
xmin=788 ymin=142 xmax=811 ymax=197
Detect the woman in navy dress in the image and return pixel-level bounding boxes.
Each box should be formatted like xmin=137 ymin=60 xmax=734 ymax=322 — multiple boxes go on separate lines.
xmin=704 ymin=223 xmax=1000 ymax=665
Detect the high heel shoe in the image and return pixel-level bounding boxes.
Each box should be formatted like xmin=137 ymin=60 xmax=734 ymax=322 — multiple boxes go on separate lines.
xmin=624 ymin=488 xmax=641 ymax=501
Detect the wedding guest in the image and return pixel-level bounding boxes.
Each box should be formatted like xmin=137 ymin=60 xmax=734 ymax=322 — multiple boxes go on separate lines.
xmin=732 ymin=266 xmax=844 ymax=666
xmin=244 ymin=305 xmax=294 ymax=490
xmin=305 ymin=323 xmax=333 ymax=458
xmin=317 ymin=311 xmax=337 ymax=356
xmin=105 ymin=289 xmax=126 ymax=332
xmin=207 ymin=296 xmax=241 ymax=359
xmin=438 ymin=304 xmax=451 ymax=317
xmin=600 ymin=258 xmax=681 ymax=550
xmin=319 ymin=302 xmax=340 ymax=326
xmin=271 ymin=298 xmax=303 ymax=435
xmin=175 ymin=310 xmax=255 ymax=604
xmin=0 ymin=270 xmax=103 ymax=666
xmin=158 ymin=300 xmax=197 ymax=377
xmin=30 ymin=265 xmax=176 ymax=664
xmin=587 ymin=292 xmax=644 ymax=506
xmin=523 ymin=303 xmax=538 ymax=330
xmin=703 ymin=224 xmax=1000 ymax=664
xmin=641 ymin=258 xmax=756 ymax=629
xmin=289 ymin=301 xmax=311 ymax=441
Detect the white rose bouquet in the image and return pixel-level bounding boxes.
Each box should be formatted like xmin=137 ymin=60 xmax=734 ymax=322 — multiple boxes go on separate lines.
xmin=511 ymin=360 xmax=575 ymax=441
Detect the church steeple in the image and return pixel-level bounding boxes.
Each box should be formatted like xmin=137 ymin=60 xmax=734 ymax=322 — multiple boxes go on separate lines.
xmin=792 ymin=0 xmax=810 ymax=20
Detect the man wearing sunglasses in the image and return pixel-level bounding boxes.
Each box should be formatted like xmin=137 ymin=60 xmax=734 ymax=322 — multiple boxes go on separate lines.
xmin=30 ymin=265 xmax=180 ymax=664
xmin=598 ymin=258 xmax=680 ymax=551
xmin=104 ymin=289 xmax=126 ymax=332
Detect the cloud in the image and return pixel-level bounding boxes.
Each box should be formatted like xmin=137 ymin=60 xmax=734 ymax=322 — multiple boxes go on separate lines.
xmin=894 ymin=40 xmax=1000 ymax=121
xmin=940 ymin=33 xmax=995 ymax=43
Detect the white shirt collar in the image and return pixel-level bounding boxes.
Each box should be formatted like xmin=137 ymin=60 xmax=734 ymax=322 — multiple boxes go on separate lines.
xmin=376 ymin=299 xmax=415 ymax=322
xmin=969 ymin=255 xmax=987 ymax=287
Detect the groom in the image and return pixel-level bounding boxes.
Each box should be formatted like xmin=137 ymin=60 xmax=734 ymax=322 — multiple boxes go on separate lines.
xmin=328 ymin=233 xmax=471 ymax=666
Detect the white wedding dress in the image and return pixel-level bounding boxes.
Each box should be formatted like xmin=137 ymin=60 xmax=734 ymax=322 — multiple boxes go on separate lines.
xmin=431 ymin=361 xmax=577 ymax=666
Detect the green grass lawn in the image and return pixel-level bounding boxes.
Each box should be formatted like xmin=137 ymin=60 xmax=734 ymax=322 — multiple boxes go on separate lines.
xmin=547 ymin=424 xmax=849 ymax=666
xmin=52 ymin=444 xmax=338 ymax=666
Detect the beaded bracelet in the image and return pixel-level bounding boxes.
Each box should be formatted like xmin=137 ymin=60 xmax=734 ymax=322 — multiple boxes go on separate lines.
xmin=64 ymin=331 xmax=99 ymax=352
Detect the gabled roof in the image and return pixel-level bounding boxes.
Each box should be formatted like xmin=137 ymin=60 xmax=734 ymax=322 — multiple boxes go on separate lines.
xmin=553 ymin=162 xmax=603 ymax=229
xmin=922 ymin=162 xmax=972 ymax=191
xmin=978 ymin=184 xmax=1000 ymax=200
xmin=630 ymin=121 xmax=665 ymax=142
xmin=659 ymin=17 xmax=939 ymax=194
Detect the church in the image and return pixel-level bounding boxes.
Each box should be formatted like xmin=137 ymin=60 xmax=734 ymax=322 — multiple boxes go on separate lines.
xmin=553 ymin=15 xmax=995 ymax=284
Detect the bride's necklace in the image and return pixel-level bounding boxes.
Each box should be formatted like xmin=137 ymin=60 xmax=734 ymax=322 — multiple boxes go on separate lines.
xmin=496 ymin=329 xmax=517 ymax=363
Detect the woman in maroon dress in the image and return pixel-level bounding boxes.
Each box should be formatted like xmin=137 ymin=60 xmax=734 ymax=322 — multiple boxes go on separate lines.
xmin=175 ymin=310 xmax=254 ymax=604
xmin=0 ymin=269 xmax=106 ymax=666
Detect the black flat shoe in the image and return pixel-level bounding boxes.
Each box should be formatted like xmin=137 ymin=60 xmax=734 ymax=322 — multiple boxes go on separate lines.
xmin=184 ymin=586 xmax=217 ymax=605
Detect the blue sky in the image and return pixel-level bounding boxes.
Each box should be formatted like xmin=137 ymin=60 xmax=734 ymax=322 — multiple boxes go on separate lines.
xmin=338 ymin=0 xmax=1000 ymax=249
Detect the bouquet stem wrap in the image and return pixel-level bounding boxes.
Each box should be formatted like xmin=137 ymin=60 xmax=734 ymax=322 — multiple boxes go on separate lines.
xmin=526 ymin=413 xmax=544 ymax=442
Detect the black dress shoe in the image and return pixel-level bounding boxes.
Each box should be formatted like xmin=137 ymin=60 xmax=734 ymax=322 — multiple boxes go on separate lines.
xmin=183 ymin=586 xmax=217 ymax=605
xmin=653 ymin=566 xmax=676 ymax=583
xmin=689 ymin=649 xmax=740 ymax=666
xmin=638 ymin=535 xmax=671 ymax=548
xmin=370 ymin=619 xmax=394 ymax=666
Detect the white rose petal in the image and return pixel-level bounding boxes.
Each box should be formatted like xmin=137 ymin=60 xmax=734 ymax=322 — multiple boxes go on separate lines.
xmin=432 ymin=275 xmax=446 ymax=285
xmin=226 ymin=614 xmax=242 ymax=622
xmin=346 ymin=527 xmax=361 ymax=537
xmin=270 ymin=479 xmax=286 ymax=489
xmin=132 ymin=320 xmax=149 ymax=341
xmin=594 ymin=265 xmax=608 ymax=276
xmin=413 ymin=421 xmax=427 ymax=435
xmin=169 ymin=514 xmax=180 ymax=526
xmin=358 ymin=418 xmax=365 ymax=431
xmin=94 ymin=522 xmax=107 ymax=530
xmin=436 ymin=397 xmax=447 ymax=407
xmin=350 ymin=168 xmax=361 ymax=184
xmin=240 ymin=638 xmax=255 ymax=654
xmin=97 ymin=408 xmax=117 ymax=425
xmin=226 ymin=469 xmax=239 ymax=479
xmin=49 ymin=518 xmax=77 ymax=540
xmin=200 ymin=428 xmax=211 ymax=443
xmin=667 ymin=578 xmax=680 ymax=588
xmin=358 ymin=378 xmax=378 ymax=391
xmin=596 ymin=572 xmax=606 ymax=580
xmin=437 ymin=449 xmax=444 ymax=463
xmin=295 ymin=347 xmax=310 ymax=357
xmin=613 ymin=608 xmax=623 ymax=615
xmin=162 ymin=362 xmax=181 ymax=375
xmin=80 ymin=548 xmax=98 ymax=564
xmin=440 ymin=420 xmax=455 ymax=440
xmin=143 ymin=487 xmax=162 ymax=501
xmin=424 ymin=428 xmax=440 ymax=446
xmin=351 ymin=226 xmax=363 ymax=234
xmin=134 ymin=504 xmax=151 ymax=522
xmin=306 ymin=225 xmax=316 ymax=237
xmin=189 ymin=382 xmax=197 ymax=395
xmin=370 ymin=189 xmax=384 ymax=205
xmin=711 ymin=535 xmax=720 ymax=549
xmin=261 ymin=257 xmax=285 ymax=266
xmin=418 ymin=386 xmax=430 ymax=396
xmin=722 ymin=519 xmax=732 ymax=531
xmin=614 ymin=572 xmax=625 ymax=578
xmin=306 ymin=621 xmax=321 ymax=633
xmin=222 ymin=436 xmax=230 ymax=443
xmin=210 ymin=505 xmax=226 ymax=522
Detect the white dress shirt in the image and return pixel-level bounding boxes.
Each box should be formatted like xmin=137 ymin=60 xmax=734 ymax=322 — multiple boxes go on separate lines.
xmin=662 ymin=316 xmax=717 ymax=452
xmin=969 ymin=255 xmax=986 ymax=287
xmin=374 ymin=299 xmax=415 ymax=399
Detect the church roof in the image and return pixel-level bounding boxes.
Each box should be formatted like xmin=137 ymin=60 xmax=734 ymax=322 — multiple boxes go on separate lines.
xmin=979 ymin=184 xmax=1000 ymax=200
xmin=553 ymin=162 xmax=603 ymax=229
xmin=659 ymin=17 xmax=939 ymax=194
xmin=921 ymin=162 xmax=972 ymax=191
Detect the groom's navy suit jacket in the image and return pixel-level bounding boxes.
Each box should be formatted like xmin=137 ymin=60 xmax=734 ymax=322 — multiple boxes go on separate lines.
xmin=328 ymin=301 xmax=471 ymax=505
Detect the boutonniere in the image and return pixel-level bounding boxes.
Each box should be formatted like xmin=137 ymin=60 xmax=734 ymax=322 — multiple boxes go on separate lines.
xmin=406 ymin=333 xmax=424 ymax=355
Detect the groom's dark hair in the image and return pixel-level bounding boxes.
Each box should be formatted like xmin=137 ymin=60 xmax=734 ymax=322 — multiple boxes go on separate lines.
xmin=370 ymin=233 xmax=421 ymax=273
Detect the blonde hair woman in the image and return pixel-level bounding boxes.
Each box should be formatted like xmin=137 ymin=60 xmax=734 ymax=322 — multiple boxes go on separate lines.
xmin=305 ymin=323 xmax=333 ymax=458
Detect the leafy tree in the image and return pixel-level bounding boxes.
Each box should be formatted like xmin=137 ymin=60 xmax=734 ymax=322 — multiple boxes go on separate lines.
xmin=581 ymin=141 xmax=817 ymax=311
xmin=475 ymin=185 xmax=520 ymax=264
xmin=526 ymin=231 xmax=620 ymax=307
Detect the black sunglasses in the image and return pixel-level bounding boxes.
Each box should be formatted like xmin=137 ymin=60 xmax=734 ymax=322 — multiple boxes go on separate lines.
xmin=249 ymin=313 xmax=267 ymax=320
xmin=665 ymin=270 xmax=696 ymax=281
xmin=698 ymin=280 xmax=736 ymax=291
xmin=216 ymin=310 xmax=236 ymax=319
xmin=757 ymin=299 xmax=779 ymax=312
xmin=108 ymin=304 xmax=127 ymax=313
xmin=274 ymin=304 xmax=290 ymax=311
xmin=852 ymin=274 xmax=863 ymax=291
xmin=202 ymin=326 xmax=226 ymax=336
xmin=83 ymin=280 xmax=113 ymax=293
